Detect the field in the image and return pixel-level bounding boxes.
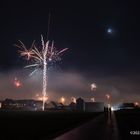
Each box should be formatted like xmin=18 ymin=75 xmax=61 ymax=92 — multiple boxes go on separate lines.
xmin=0 ymin=110 xmax=101 ymax=140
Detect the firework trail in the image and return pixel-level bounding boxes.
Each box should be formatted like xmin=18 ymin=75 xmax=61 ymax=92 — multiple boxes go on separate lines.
xmin=15 ymin=35 xmax=68 ymax=110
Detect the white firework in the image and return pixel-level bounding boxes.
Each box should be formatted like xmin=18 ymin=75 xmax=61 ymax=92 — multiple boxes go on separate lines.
xmin=15 ymin=35 xmax=68 ymax=111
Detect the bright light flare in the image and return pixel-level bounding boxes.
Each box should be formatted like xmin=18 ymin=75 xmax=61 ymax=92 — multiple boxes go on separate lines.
xmin=43 ymin=96 xmax=48 ymax=102
xmin=91 ymin=83 xmax=97 ymax=91
xmin=111 ymin=107 xmax=114 ymax=111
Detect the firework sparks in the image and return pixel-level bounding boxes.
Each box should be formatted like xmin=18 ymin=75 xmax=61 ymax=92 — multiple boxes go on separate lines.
xmin=15 ymin=40 xmax=35 ymax=60
xmin=16 ymin=35 xmax=68 ymax=110
xmin=15 ymin=37 xmax=68 ymax=72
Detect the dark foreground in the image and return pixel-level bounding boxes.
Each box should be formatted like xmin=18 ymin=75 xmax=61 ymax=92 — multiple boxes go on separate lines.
xmin=54 ymin=110 xmax=119 ymax=140
xmin=115 ymin=109 xmax=140 ymax=140
xmin=1 ymin=109 xmax=140 ymax=140
xmin=54 ymin=109 xmax=140 ymax=140
xmin=0 ymin=110 xmax=101 ymax=140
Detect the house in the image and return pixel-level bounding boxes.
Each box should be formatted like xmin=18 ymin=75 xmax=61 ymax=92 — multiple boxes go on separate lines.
xmin=85 ymin=102 xmax=104 ymax=112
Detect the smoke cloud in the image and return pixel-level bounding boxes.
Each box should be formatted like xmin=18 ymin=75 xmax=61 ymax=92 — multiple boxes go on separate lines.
xmin=0 ymin=69 xmax=140 ymax=104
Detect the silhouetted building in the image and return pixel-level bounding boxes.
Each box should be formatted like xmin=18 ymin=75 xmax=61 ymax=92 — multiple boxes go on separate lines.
xmin=120 ymin=103 xmax=135 ymax=109
xmin=76 ymin=98 xmax=104 ymax=112
xmin=1 ymin=99 xmax=42 ymax=111
xmin=76 ymin=98 xmax=85 ymax=111
xmin=85 ymin=102 xmax=104 ymax=112
xmin=69 ymin=102 xmax=76 ymax=111
xmin=48 ymin=101 xmax=64 ymax=110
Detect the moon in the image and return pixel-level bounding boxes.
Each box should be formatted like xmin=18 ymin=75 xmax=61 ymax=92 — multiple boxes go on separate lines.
xmin=107 ymin=28 xmax=113 ymax=34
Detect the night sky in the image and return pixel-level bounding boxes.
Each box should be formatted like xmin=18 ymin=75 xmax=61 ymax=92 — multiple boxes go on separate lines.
xmin=0 ymin=0 xmax=140 ymax=104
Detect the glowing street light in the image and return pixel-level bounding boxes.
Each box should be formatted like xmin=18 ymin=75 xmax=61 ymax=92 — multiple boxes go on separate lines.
xmin=60 ymin=97 xmax=65 ymax=104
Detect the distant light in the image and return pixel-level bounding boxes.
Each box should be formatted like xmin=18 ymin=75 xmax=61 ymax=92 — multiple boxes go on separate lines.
xmin=43 ymin=96 xmax=48 ymax=102
xmin=111 ymin=107 xmax=114 ymax=111
xmin=107 ymin=28 xmax=113 ymax=34
xmin=91 ymin=97 xmax=95 ymax=102
xmin=71 ymin=97 xmax=76 ymax=103
xmin=38 ymin=96 xmax=48 ymax=101
xmin=60 ymin=97 xmax=65 ymax=104
xmin=106 ymin=94 xmax=110 ymax=100
xmin=49 ymin=58 xmax=52 ymax=61
xmin=36 ymin=94 xmax=39 ymax=97
xmin=134 ymin=102 xmax=139 ymax=106
xmin=91 ymin=83 xmax=97 ymax=91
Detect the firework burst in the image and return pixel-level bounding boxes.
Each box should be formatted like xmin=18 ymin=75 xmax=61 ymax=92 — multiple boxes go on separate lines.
xmin=14 ymin=77 xmax=22 ymax=88
xmin=91 ymin=83 xmax=97 ymax=91
xmin=15 ymin=35 xmax=68 ymax=110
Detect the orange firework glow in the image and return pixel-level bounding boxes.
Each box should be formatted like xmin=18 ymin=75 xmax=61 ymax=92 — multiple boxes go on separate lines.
xmin=134 ymin=102 xmax=139 ymax=106
xmin=38 ymin=96 xmax=48 ymax=101
xmin=60 ymin=97 xmax=65 ymax=104
xmin=14 ymin=77 xmax=22 ymax=88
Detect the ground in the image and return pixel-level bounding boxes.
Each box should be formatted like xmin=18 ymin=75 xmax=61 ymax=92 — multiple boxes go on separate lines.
xmin=0 ymin=109 xmax=140 ymax=140
xmin=0 ymin=110 xmax=100 ymax=140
